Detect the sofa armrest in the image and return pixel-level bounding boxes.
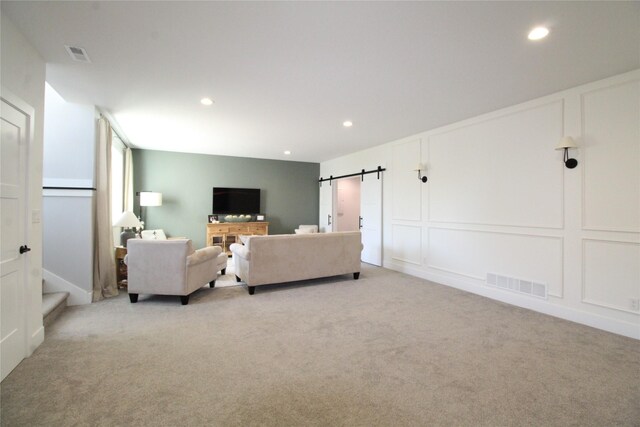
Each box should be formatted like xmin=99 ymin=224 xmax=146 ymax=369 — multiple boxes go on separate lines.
xmin=230 ymin=243 xmax=250 ymax=260
xmin=187 ymin=246 xmax=222 ymax=267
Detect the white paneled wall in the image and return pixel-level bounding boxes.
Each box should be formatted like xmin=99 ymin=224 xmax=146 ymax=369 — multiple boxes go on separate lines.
xmin=392 ymin=225 xmax=422 ymax=265
xmin=582 ymin=80 xmax=640 ymax=232
xmin=428 ymin=100 xmax=564 ymax=228
xmin=428 ymin=228 xmax=563 ymax=297
xmin=582 ymin=240 xmax=640 ymax=314
xmin=392 ymin=140 xmax=422 ymax=221
xmin=320 ymin=70 xmax=640 ymax=339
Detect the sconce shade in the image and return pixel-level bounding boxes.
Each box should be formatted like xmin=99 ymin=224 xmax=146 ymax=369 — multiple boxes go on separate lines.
xmin=140 ymin=192 xmax=163 ymax=207
xmin=413 ymin=163 xmax=428 ymax=183
xmin=113 ymin=211 xmax=142 ymax=228
xmin=556 ymin=136 xmax=578 ymax=150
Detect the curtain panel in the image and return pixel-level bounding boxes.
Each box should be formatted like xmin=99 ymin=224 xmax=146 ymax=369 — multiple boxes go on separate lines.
xmin=93 ymin=117 xmax=118 ymax=301
xmin=123 ymin=147 xmax=134 ymax=212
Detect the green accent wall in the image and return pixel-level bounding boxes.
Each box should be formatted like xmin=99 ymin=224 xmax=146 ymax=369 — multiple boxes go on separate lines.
xmin=133 ymin=149 xmax=319 ymax=248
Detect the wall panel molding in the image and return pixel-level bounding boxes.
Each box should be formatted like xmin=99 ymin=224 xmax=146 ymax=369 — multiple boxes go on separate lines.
xmin=427 ymin=226 xmax=564 ymax=297
xmin=581 ymin=78 xmax=640 ymax=233
xmin=581 ymin=238 xmax=640 ymax=314
xmin=427 ymin=99 xmax=564 ymax=229
xmin=392 ymin=139 xmax=422 ymax=221
xmin=391 ymin=224 xmax=422 ymax=265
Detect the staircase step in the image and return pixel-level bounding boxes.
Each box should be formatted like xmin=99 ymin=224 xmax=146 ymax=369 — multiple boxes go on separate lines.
xmin=42 ymin=292 xmax=69 ymax=327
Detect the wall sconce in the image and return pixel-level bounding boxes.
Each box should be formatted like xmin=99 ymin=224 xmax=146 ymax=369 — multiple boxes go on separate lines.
xmin=555 ymin=137 xmax=578 ymax=169
xmin=413 ymin=163 xmax=428 ymax=183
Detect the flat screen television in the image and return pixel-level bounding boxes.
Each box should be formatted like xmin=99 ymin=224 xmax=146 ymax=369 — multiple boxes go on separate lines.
xmin=212 ymin=187 xmax=260 ymax=214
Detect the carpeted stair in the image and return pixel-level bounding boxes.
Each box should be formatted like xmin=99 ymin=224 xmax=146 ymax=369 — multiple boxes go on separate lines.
xmin=42 ymin=291 xmax=69 ymax=328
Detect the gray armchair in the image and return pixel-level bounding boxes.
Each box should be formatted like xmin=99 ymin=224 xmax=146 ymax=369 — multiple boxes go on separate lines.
xmin=125 ymin=239 xmax=225 ymax=305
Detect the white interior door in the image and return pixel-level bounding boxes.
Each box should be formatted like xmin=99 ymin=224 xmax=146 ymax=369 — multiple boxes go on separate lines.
xmin=360 ymin=173 xmax=382 ymax=266
xmin=1 ymin=97 xmax=29 ymax=381
xmin=318 ymin=179 xmax=333 ymax=232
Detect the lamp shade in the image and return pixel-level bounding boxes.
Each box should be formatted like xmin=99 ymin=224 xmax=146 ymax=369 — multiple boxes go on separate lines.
xmin=413 ymin=163 xmax=425 ymax=171
xmin=113 ymin=211 xmax=142 ymax=228
xmin=140 ymin=192 xmax=162 ymax=207
xmin=555 ymin=136 xmax=578 ymax=150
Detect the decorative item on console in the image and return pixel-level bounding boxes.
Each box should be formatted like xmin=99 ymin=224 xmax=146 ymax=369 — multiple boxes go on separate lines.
xmin=223 ymin=214 xmax=253 ymax=223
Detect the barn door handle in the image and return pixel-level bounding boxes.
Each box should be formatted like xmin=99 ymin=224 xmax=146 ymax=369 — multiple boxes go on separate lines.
xmin=328 ymin=214 xmax=332 ymax=225
xmin=19 ymin=245 xmax=31 ymax=254
xmin=359 ymin=216 xmax=363 ymax=229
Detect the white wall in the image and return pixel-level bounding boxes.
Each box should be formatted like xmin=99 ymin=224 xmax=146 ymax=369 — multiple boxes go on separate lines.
xmin=42 ymin=84 xmax=96 ymax=304
xmin=0 ymin=13 xmax=46 ymax=353
xmin=43 ymin=83 xmax=96 ymax=188
xmin=321 ymin=70 xmax=640 ymax=339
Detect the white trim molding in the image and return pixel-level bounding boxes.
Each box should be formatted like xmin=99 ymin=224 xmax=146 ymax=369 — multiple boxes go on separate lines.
xmin=43 ymin=269 xmax=93 ymax=306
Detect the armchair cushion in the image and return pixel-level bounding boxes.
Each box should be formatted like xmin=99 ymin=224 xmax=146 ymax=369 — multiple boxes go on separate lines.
xmin=187 ymin=246 xmax=220 ymax=266
xmin=215 ymin=251 xmax=228 ymax=274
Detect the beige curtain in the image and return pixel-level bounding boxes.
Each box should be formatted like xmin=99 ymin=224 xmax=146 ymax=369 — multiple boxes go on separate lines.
xmin=93 ymin=117 xmax=118 ymax=301
xmin=123 ymin=147 xmax=134 ymax=212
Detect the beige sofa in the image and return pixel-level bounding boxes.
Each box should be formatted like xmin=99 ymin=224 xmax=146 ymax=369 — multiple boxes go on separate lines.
xmin=230 ymin=231 xmax=362 ymax=294
xmin=125 ymin=239 xmax=226 ymax=305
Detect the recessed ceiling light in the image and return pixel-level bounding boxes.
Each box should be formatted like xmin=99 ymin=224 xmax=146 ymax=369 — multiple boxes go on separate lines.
xmin=343 ymin=121 xmax=353 ymax=127
xmin=284 ymin=150 xmax=291 ymax=155
xmin=200 ymin=97 xmax=214 ymax=106
xmin=528 ymin=26 xmax=549 ymax=41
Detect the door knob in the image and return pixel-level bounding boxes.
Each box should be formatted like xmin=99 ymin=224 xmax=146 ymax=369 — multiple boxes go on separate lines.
xmin=19 ymin=245 xmax=31 ymax=254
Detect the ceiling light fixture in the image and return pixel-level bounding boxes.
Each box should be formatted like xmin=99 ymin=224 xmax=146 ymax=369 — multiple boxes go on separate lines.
xmin=528 ymin=26 xmax=549 ymax=41
xmin=200 ymin=98 xmax=214 ymax=106
xmin=284 ymin=150 xmax=291 ymax=155
xmin=343 ymin=121 xmax=353 ymax=127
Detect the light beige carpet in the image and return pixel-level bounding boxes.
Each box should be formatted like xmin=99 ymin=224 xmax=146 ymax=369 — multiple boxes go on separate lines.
xmin=1 ymin=264 xmax=638 ymax=426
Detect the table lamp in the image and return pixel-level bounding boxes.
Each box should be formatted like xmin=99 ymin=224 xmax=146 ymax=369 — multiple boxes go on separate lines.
xmin=113 ymin=211 xmax=142 ymax=247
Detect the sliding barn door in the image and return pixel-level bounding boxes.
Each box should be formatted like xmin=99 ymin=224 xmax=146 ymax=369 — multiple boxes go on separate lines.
xmin=360 ymin=173 xmax=382 ymax=266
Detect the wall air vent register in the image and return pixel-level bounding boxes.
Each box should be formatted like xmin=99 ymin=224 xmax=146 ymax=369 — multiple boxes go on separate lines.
xmin=487 ymin=273 xmax=548 ymax=299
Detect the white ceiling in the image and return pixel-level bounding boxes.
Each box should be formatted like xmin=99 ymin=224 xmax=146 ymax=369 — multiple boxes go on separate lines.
xmin=2 ymin=1 xmax=639 ymax=163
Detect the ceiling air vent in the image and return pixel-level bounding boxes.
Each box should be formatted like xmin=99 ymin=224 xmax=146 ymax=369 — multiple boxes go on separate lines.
xmin=64 ymin=45 xmax=91 ymax=63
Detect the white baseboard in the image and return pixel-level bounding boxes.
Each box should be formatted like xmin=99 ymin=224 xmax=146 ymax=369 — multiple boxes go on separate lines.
xmin=386 ymin=261 xmax=640 ymax=340
xmin=42 ymin=269 xmax=93 ymax=306
xmin=29 ymin=326 xmax=44 ymax=356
